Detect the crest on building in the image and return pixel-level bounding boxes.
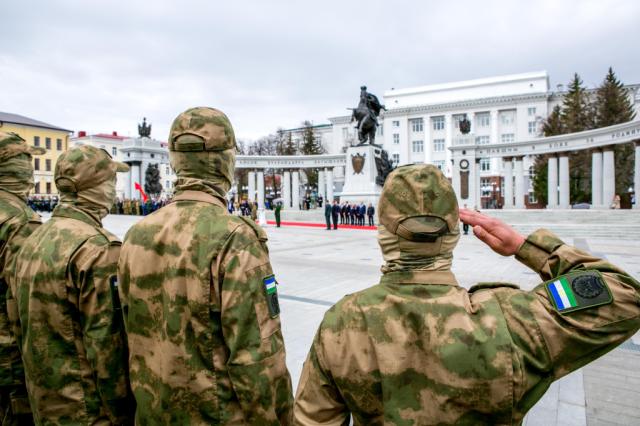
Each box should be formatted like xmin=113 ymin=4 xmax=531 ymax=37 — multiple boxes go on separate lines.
xmin=351 ymin=153 xmax=366 ymax=174
xmin=459 ymin=115 xmax=471 ymax=135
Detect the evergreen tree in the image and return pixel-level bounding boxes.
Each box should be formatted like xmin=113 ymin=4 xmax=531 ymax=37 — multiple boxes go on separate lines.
xmin=277 ymin=131 xmax=298 ymax=155
xmin=144 ymin=164 xmax=163 ymax=197
xmin=594 ymin=67 xmax=637 ymax=198
xmin=542 ymin=105 xmax=564 ymax=136
xmin=298 ymin=121 xmax=326 ymax=189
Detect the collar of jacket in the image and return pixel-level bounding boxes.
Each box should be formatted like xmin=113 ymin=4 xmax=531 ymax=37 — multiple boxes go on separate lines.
xmin=379 ymin=270 xmax=459 ymax=286
xmin=0 ymin=188 xmax=28 ymax=206
xmin=172 ymin=190 xmax=226 ymax=209
xmin=52 ymin=203 xmax=102 ymax=228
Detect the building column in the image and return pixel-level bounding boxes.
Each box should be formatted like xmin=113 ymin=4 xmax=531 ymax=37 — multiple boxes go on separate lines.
xmin=248 ymin=171 xmax=256 ymax=202
xmin=124 ymin=167 xmax=132 ymax=199
xmin=602 ymin=147 xmax=615 ymax=208
xmin=472 ymin=158 xmax=480 ymax=209
xmin=292 ymin=170 xmax=300 ymax=210
xmin=591 ymin=149 xmax=603 ymax=208
xmin=452 ymin=159 xmax=461 ymax=201
xmin=283 ymin=171 xmax=291 ymax=209
xmin=130 ymin=163 xmax=140 ymax=200
xmin=257 ymin=170 xmax=264 ymax=208
xmin=490 ymin=109 xmax=499 ymax=144
xmin=318 ymin=169 xmax=325 ymax=200
xmin=326 ymin=168 xmax=334 ymax=203
xmin=547 ymin=155 xmax=558 ymax=209
xmin=514 ymin=156 xmax=525 ymax=209
xmin=423 ymin=114 xmax=432 ymax=164
xmin=635 ymin=141 xmax=640 ymax=209
xmin=559 ymin=154 xmax=570 ymax=209
xmin=444 ymin=114 xmax=453 ymax=176
xmin=503 ymin=157 xmax=514 ymax=209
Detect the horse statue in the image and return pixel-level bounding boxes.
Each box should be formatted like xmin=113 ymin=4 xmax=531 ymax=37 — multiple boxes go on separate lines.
xmin=350 ymin=86 xmax=386 ymax=145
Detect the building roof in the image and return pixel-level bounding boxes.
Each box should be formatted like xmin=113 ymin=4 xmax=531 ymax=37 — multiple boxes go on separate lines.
xmin=92 ymin=133 xmax=127 ymax=140
xmin=0 ymin=111 xmax=72 ymax=132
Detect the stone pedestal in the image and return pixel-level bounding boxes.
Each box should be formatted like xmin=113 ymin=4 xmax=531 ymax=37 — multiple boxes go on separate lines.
xmin=338 ymin=145 xmax=383 ymax=206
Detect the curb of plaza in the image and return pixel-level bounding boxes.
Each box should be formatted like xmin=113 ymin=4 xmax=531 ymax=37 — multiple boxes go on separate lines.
xmin=266 ymin=220 xmax=376 ymax=230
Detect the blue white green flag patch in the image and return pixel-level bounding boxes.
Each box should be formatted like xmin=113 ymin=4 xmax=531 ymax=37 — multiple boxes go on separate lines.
xmin=544 ymin=271 xmax=612 ymax=314
xmin=263 ymin=275 xmax=280 ymax=318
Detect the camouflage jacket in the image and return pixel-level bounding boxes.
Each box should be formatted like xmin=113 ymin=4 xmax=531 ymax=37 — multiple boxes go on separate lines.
xmin=294 ymin=229 xmax=640 ymax=425
xmin=0 ymin=190 xmax=40 ymax=390
xmin=118 ymin=190 xmax=294 ymax=425
xmin=12 ymin=203 xmax=134 ymax=425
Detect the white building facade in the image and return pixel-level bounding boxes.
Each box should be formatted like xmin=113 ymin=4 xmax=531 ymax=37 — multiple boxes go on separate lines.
xmin=288 ymin=71 xmax=640 ymax=207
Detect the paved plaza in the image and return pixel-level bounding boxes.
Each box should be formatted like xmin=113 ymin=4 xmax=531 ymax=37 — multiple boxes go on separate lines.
xmin=82 ymin=212 xmax=640 ymax=424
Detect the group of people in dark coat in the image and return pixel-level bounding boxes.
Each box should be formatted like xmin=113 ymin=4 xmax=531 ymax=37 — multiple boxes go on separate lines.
xmin=325 ymin=200 xmax=375 ymax=230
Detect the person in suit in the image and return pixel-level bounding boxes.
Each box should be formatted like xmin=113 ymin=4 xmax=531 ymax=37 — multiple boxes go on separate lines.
xmin=331 ymin=200 xmax=340 ymax=230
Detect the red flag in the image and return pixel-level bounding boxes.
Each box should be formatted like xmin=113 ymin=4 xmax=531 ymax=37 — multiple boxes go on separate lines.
xmin=134 ymin=182 xmax=149 ymax=203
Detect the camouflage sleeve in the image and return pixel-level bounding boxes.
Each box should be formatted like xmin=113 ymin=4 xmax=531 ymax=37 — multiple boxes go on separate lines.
xmin=294 ymin=326 xmax=350 ymax=426
xmin=216 ymin=223 xmax=294 ymax=425
xmin=71 ymin=236 xmax=134 ymax=424
xmin=498 ymin=229 xmax=640 ymax=416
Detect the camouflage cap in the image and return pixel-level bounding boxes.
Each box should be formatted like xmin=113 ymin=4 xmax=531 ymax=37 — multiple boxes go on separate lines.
xmin=55 ymin=145 xmax=129 ymax=192
xmin=168 ymin=107 xmax=236 ymax=152
xmin=378 ymin=164 xmax=458 ymax=241
xmin=0 ymin=131 xmax=46 ymax=162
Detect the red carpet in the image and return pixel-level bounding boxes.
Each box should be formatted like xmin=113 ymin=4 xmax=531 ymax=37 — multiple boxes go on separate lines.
xmin=266 ymin=220 xmax=376 ymax=230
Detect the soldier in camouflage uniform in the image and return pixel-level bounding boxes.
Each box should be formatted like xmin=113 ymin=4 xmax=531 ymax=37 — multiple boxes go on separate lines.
xmin=118 ymin=107 xmax=294 ymax=425
xmin=294 ymin=164 xmax=640 ymax=425
xmin=11 ymin=145 xmax=135 ymax=425
xmin=0 ymin=131 xmax=44 ymax=425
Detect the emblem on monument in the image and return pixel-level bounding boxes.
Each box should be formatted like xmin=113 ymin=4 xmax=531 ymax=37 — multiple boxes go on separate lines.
xmin=138 ymin=117 xmax=152 ymax=138
xmin=351 ymin=153 xmax=366 ymax=174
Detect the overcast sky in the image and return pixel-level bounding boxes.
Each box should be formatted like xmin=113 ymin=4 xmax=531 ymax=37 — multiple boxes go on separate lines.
xmin=1 ymin=0 xmax=638 ymax=142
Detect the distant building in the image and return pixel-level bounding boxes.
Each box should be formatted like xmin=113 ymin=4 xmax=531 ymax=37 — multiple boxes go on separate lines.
xmin=283 ymin=71 xmax=640 ymax=208
xmin=0 ymin=112 xmax=72 ymax=196
xmin=71 ymin=130 xmax=173 ymax=200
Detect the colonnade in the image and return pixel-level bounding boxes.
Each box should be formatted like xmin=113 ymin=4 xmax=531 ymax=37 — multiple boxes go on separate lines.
xmin=244 ymin=167 xmax=335 ymax=210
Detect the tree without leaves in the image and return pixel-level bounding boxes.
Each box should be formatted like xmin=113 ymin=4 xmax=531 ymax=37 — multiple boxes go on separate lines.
xmin=144 ymin=163 xmax=163 ymax=197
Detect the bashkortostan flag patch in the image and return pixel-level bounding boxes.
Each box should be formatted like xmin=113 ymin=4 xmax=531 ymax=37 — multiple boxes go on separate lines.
xmin=263 ymin=275 xmax=280 ymax=318
xmin=544 ymin=271 xmax=612 ymax=314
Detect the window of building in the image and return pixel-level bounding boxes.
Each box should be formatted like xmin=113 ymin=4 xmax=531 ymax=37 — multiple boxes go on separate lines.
xmin=393 ymin=133 xmax=400 ymax=144
xmin=475 ymin=135 xmax=490 ymax=145
xmin=166 ymin=180 xmax=170 ymax=189
xmin=529 ymin=165 xmax=536 ymax=179
xmin=434 ymin=160 xmax=445 ymax=171
xmin=45 ymin=137 xmax=51 ymax=149
xmin=476 ymin=113 xmax=490 ymax=127
xmin=34 ymin=182 xmax=40 ymax=194
xmin=392 ymin=120 xmax=400 ymax=128
xmin=412 ymin=140 xmax=424 ymax=153
xmin=433 ymin=138 xmax=445 ymax=152
xmin=480 ymin=158 xmax=491 ymax=171
xmin=528 ymin=121 xmax=538 ymax=135
xmin=45 ymin=159 xmax=51 ymax=171
xmin=528 ymin=190 xmax=537 ymax=204
xmin=392 ymin=153 xmax=400 ymax=165
xmin=453 ymin=114 xmax=467 ymax=130
xmin=34 ymin=136 xmax=40 ymax=147
xmin=112 ymin=147 xmax=118 ymax=157
xmin=481 ymin=178 xmax=493 ymax=197
xmin=501 ymin=133 xmax=515 ymax=143
xmin=34 ymin=158 xmax=40 ymax=170
xmin=46 ymin=182 xmax=51 ymax=194
xmin=342 ymin=127 xmax=349 ymax=139
xmin=500 ymin=111 xmax=515 ymax=126
xmin=528 ymin=107 xmax=536 ymax=117
xmin=166 ymin=166 xmax=170 ymax=175
xmin=410 ymin=118 xmax=423 ymax=133
xmin=432 ymin=116 xmax=445 ymax=131
xmin=56 ymin=139 xmax=62 ymax=150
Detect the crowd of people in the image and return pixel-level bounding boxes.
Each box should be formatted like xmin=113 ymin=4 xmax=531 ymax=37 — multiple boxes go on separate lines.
xmin=1 ymin=108 xmax=639 ymax=425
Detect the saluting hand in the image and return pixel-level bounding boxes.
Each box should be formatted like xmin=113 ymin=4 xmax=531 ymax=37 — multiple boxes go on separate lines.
xmin=459 ymin=209 xmax=525 ymax=256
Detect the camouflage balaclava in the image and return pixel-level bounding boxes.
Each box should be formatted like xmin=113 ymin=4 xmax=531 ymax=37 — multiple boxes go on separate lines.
xmin=377 ymin=164 xmax=460 ymax=273
xmin=55 ymin=145 xmax=129 ymax=221
xmin=168 ymin=107 xmax=236 ymax=199
xmin=0 ymin=131 xmax=45 ymax=201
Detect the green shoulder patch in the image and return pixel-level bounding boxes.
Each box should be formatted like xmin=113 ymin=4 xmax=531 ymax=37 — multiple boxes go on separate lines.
xmin=544 ymin=271 xmax=612 ymax=314
xmin=263 ymin=275 xmax=280 ymax=318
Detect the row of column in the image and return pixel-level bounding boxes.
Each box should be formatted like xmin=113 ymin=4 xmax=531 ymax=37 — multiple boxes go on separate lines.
xmin=545 ymin=142 xmax=640 ymax=209
xmin=501 ymin=156 xmax=526 ymax=209
xmin=245 ymin=168 xmax=334 ymax=210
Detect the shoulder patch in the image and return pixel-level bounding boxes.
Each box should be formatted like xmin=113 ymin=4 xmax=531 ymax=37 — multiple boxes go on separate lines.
xmin=544 ymin=271 xmax=612 ymax=314
xmin=263 ymin=275 xmax=280 ymax=318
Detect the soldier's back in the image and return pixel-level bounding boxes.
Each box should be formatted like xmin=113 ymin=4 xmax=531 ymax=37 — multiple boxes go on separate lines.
xmin=120 ymin=195 xmax=267 ymax=424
